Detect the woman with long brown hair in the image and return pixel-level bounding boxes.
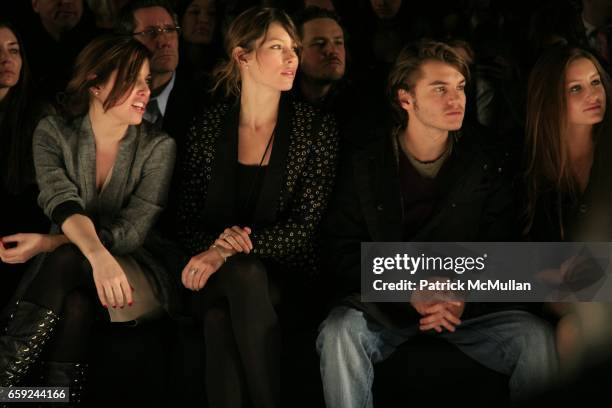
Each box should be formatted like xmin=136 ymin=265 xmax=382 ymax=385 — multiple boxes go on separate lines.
xmin=0 ymin=35 xmax=179 ymax=402
xmin=0 ymin=20 xmax=51 ymax=311
xmin=177 ymin=6 xmax=339 ymax=407
xmin=524 ymin=45 xmax=612 ymax=369
xmin=524 ymin=47 xmax=612 ymax=240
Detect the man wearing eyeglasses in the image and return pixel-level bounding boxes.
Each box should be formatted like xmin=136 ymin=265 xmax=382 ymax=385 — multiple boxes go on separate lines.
xmin=117 ymin=0 xmax=182 ymax=127
xmin=116 ymin=1 xmax=203 ymax=238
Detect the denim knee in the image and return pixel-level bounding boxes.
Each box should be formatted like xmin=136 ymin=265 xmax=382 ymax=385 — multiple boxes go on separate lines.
xmin=317 ymin=306 xmax=374 ymax=356
xmin=515 ymin=313 xmax=556 ymax=356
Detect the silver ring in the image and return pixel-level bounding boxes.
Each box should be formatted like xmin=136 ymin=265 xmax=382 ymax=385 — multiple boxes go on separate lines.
xmin=189 ymin=268 xmax=198 ymax=275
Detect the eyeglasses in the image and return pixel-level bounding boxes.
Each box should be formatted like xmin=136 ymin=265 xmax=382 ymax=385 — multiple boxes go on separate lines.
xmin=133 ymin=26 xmax=181 ymax=40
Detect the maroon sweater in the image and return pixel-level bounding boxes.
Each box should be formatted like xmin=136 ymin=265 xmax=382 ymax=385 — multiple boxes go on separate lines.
xmin=398 ymin=151 xmax=446 ymax=240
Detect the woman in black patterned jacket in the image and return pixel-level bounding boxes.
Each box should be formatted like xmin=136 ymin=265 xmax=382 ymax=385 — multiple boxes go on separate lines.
xmin=176 ymin=7 xmax=339 ymax=408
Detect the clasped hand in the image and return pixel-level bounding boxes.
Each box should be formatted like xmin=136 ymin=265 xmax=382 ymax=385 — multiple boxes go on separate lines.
xmin=410 ymin=289 xmax=465 ymax=333
xmin=181 ymin=226 xmax=252 ymax=291
xmin=214 ymin=226 xmax=253 ymax=254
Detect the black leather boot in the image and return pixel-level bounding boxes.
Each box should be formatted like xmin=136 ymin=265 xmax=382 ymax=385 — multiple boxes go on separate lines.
xmin=0 ymin=301 xmax=59 ymax=386
xmin=38 ymin=361 xmax=88 ymax=407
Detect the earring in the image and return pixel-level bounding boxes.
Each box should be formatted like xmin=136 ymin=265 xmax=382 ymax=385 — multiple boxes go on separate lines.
xmin=94 ymin=91 xmax=100 ymax=95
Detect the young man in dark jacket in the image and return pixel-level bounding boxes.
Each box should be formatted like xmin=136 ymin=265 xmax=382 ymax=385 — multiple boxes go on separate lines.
xmin=316 ymin=40 xmax=558 ymax=408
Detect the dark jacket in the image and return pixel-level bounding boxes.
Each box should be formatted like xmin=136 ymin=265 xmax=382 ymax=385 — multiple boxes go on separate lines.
xmin=321 ymin=126 xmax=519 ymax=329
xmin=529 ymin=138 xmax=612 ymax=242
xmin=176 ymin=94 xmax=340 ymax=275
xmin=155 ymin=71 xmax=208 ymax=239
xmin=21 ymin=16 xmax=97 ymax=101
xmin=524 ymin=139 xmax=612 ymax=302
xmin=161 ymin=71 xmax=206 ymax=152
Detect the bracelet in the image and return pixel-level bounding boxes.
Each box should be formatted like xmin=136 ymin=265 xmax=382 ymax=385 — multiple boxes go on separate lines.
xmin=210 ymin=244 xmax=227 ymax=263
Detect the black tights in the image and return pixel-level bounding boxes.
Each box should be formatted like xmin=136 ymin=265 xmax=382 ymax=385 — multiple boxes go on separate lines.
xmin=22 ymin=244 xmax=105 ymax=362
xmin=193 ymin=254 xmax=282 ymax=408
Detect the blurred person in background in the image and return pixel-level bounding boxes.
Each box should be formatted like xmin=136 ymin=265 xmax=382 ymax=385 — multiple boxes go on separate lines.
xmin=176 ymin=0 xmax=224 ymax=85
xmin=0 ymin=21 xmax=50 ymax=313
xmin=24 ymin=0 xmax=98 ymax=100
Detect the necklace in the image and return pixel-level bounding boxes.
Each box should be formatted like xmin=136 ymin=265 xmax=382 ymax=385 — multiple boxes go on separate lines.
xmin=398 ymin=134 xmax=453 ymax=179
xmin=240 ymin=130 xmax=275 ymax=217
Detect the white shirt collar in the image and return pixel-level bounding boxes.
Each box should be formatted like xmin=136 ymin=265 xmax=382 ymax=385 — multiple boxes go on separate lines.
xmin=152 ymin=72 xmax=176 ymax=117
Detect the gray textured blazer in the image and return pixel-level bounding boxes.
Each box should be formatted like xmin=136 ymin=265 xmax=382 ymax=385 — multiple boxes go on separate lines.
xmin=6 ymin=114 xmax=182 ymax=317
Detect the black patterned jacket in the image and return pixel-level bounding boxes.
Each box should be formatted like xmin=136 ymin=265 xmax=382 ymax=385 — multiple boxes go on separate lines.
xmin=177 ymin=93 xmax=339 ymax=274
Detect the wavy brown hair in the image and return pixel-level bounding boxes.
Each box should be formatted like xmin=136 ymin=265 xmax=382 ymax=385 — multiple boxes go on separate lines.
xmin=211 ymin=6 xmax=300 ymax=99
xmin=60 ymin=35 xmax=151 ymax=118
xmin=523 ymin=46 xmax=612 ymax=236
xmin=387 ymin=40 xmax=470 ymax=134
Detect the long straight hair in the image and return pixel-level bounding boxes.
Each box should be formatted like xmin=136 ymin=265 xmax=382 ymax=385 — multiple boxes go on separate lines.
xmin=0 ymin=21 xmax=37 ymax=194
xmin=523 ymin=46 xmax=612 ymax=236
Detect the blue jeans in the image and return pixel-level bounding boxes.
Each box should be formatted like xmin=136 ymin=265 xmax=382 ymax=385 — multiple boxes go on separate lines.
xmin=316 ymin=306 xmax=558 ymax=408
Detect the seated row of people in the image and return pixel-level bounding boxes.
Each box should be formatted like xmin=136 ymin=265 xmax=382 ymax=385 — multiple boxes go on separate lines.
xmin=1 ymin=4 xmax=612 ymax=407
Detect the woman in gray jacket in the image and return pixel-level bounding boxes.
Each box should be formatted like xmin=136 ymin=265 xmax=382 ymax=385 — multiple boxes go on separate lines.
xmin=0 ymin=35 xmax=178 ymax=401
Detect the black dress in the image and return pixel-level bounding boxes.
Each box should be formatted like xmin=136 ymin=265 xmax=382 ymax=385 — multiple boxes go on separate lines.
xmin=236 ymin=162 xmax=268 ymax=227
xmin=176 ymin=93 xmax=339 ymax=408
